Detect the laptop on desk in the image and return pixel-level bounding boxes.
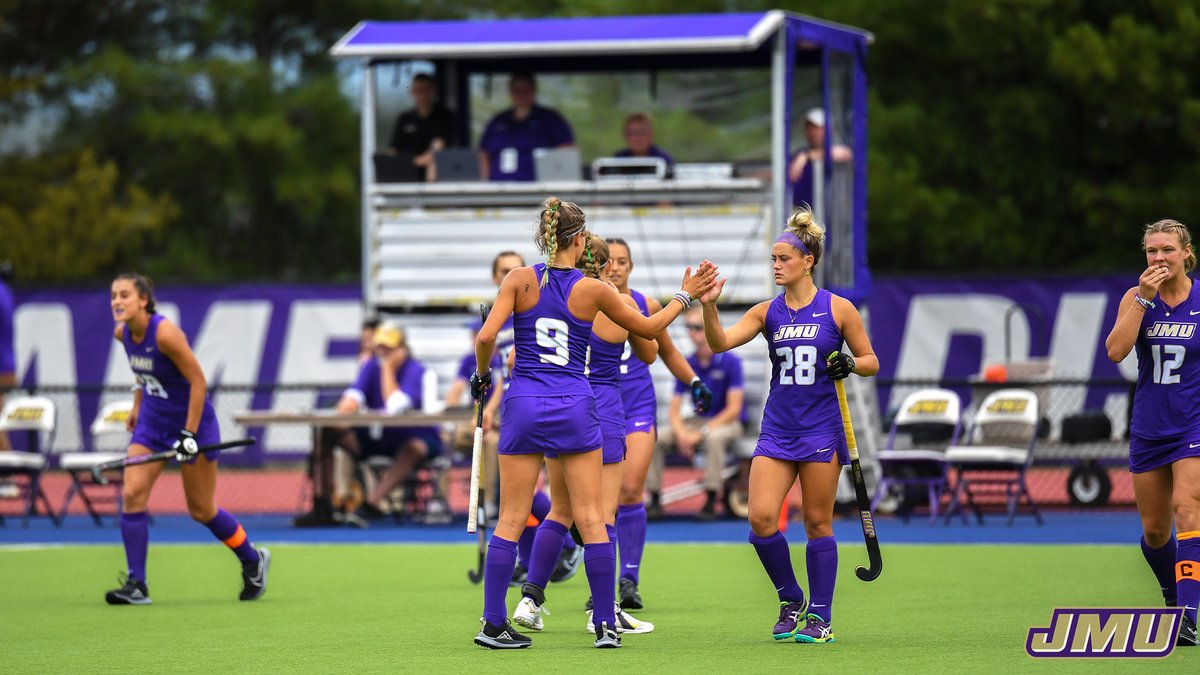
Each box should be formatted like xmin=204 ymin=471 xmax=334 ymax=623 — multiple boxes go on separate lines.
xmin=434 ymin=149 xmax=482 ymax=182
xmin=373 ymin=152 xmax=421 ymax=183
xmin=534 ymin=147 xmax=582 ymax=182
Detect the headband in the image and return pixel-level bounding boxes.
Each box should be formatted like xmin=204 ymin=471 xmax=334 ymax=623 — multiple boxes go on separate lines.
xmin=776 ymin=231 xmax=811 ymax=256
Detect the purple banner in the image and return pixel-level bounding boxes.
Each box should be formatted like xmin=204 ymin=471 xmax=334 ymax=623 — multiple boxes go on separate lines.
xmin=9 ymin=275 xmax=1147 ymax=460
xmin=11 ymin=284 xmax=362 ymax=463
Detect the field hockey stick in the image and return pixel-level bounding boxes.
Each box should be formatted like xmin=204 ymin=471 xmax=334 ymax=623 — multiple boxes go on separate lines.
xmin=467 ymin=306 xmax=491 ymax=588
xmin=89 ymin=438 xmax=257 ymax=484
xmin=834 ymin=377 xmax=883 ymax=582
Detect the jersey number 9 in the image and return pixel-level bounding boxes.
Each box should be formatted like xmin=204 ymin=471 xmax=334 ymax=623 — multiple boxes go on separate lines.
xmin=536 ymin=317 xmax=571 ymax=366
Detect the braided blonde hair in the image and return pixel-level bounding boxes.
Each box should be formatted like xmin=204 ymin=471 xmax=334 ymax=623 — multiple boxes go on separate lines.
xmin=576 ymin=235 xmax=611 ymax=279
xmin=533 ymin=196 xmax=587 ymax=286
xmin=1144 ymin=219 xmax=1196 ymax=272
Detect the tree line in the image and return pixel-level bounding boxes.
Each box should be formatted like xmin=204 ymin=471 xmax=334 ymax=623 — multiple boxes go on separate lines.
xmin=1 ymin=0 xmax=1196 ymax=283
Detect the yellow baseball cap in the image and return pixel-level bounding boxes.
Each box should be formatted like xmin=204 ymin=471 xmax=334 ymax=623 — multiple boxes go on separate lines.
xmin=373 ymin=322 xmax=406 ymax=349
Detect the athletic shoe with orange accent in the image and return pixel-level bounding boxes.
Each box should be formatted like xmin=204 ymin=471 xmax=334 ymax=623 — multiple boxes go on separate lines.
xmin=239 ymin=546 xmax=270 ymax=601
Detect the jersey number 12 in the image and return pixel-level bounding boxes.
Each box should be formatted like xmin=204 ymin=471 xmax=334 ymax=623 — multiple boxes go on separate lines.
xmin=1151 ymin=344 xmax=1185 ymax=385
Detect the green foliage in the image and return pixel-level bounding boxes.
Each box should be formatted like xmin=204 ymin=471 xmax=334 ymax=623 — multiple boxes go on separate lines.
xmin=0 ymin=150 xmax=176 ymax=279
xmin=5 ymin=0 xmax=1200 ymax=279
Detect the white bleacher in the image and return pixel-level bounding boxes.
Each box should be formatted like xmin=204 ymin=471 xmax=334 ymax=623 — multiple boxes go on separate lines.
xmin=369 ymin=204 xmax=775 ymax=308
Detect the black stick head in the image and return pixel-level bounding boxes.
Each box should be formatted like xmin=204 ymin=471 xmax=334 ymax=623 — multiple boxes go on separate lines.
xmin=855 ymin=563 xmax=882 ymax=582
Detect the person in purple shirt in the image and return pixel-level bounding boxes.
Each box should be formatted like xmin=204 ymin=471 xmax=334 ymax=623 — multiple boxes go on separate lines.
xmin=105 ymin=273 xmax=268 ymax=606
xmin=789 ymin=108 xmax=852 ymax=208
xmin=647 ymin=306 xmax=746 ymax=521
xmin=0 ymin=261 xmax=14 ymax=451
xmin=479 ymin=72 xmax=574 ymax=182
xmin=614 ymin=112 xmax=674 ymax=166
xmin=699 ymin=208 xmax=878 ymax=645
xmin=1105 ymin=218 xmax=1200 ymax=647
xmin=293 ymin=322 xmax=440 ymax=528
xmin=469 ymin=196 xmax=716 ymax=649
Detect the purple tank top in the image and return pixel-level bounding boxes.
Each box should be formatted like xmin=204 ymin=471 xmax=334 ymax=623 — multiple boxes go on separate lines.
xmin=618 ymin=289 xmax=655 ymax=408
xmin=123 ymin=314 xmax=206 ymax=421
xmin=506 ymin=263 xmax=593 ymax=398
xmin=588 ymin=331 xmax=624 ymax=386
xmin=761 ymin=289 xmax=843 ymax=436
xmin=1132 ymin=279 xmax=1200 ymax=439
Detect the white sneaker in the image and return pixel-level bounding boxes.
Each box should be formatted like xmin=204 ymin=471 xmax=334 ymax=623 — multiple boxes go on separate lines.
xmin=512 ymin=595 xmax=549 ymax=631
xmin=586 ymin=603 xmax=654 ymax=634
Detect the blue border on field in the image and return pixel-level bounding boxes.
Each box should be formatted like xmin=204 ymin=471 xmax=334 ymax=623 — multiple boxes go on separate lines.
xmin=0 ymin=511 xmax=1144 ymax=546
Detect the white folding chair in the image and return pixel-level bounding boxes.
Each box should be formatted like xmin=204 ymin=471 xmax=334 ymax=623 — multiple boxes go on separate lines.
xmin=873 ymin=388 xmax=961 ymax=523
xmin=944 ymin=388 xmax=1042 ymax=526
xmin=58 ymin=400 xmax=132 ymax=525
xmin=0 ymin=395 xmax=60 ymax=527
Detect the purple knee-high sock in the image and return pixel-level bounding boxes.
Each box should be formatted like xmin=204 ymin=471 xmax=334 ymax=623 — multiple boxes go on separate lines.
xmin=204 ymin=509 xmax=259 ymax=565
xmin=749 ymin=531 xmax=804 ymax=603
xmin=606 ymin=523 xmax=617 ymax=550
xmin=616 ymin=503 xmax=646 ymax=583
xmin=531 ymin=491 xmax=551 ymax=521
xmin=518 ymin=492 xmax=554 ymax=566
xmin=120 ymin=512 xmax=149 ymax=583
xmin=1141 ymin=535 xmax=1178 ymax=605
xmin=585 ymin=542 xmax=617 ymax=626
xmin=1178 ymin=537 xmax=1200 ymax=624
xmin=806 ymin=535 xmax=838 ymax=622
xmin=483 ymin=535 xmax=518 ymax=626
xmin=526 ymin=519 xmax=568 ymax=590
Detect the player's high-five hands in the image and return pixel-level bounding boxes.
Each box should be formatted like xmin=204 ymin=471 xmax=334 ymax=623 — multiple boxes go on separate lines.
xmin=680 ymin=260 xmax=719 ymax=299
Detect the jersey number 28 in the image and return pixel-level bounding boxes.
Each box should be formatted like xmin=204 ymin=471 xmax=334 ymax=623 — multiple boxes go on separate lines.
xmin=776 ymin=345 xmax=818 ymax=385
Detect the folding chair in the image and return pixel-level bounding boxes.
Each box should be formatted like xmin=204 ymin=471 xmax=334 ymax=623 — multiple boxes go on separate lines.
xmin=58 ymin=400 xmax=132 ymax=525
xmin=872 ymin=388 xmax=961 ymax=523
xmin=944 ymin=388 xmax=1042 ymax=526
xmin=0 ymin=395 xmax=61 ymax=527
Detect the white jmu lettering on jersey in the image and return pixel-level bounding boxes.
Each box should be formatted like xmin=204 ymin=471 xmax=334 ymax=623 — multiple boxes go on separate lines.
xmin=771 ymin=324 xmax=820 ymax=342
xmin=129 ymin=355 xmax=154 ymax=372
xmin=1145 ymin=322 xmax=1197 ymax=339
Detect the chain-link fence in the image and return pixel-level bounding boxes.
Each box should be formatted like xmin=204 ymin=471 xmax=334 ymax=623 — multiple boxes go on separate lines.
xmin=2 ymin=375 xmax=1145 ymax=522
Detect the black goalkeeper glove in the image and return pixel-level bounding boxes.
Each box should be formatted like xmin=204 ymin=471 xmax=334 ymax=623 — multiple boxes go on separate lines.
xmin=690 ymin=377 xmax=714 ymax=414
xmin=825 ymin=351 xmax=856 ymax=380
xmin=173 ymin=429 xmax=199 ymax=463
xmin=469 ymin=370 xmax=492 ymax=402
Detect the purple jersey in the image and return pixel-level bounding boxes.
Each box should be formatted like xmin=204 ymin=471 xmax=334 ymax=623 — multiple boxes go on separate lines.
xmin=123 ymin=314 xmax=214 ymax=423
xmin=588 ymin=332 xmax=624 ymax=385
xmin=480 ymin=105 xmax=575 ymax=182
xmin=760 ymin=289 xmax=843 ymax=437
xmin=506 ymin=264 xmax=593 ymax=398
xmin=496 ymin=316 xmax=516 ymax=377
xmin=0 ymin=278 xmax=12 ymax=372
xmin=618 ymin=289 xmax=656 ymax=415
xmin=589 ymin=333 xmax=627 ymax=464
xmin=675 ymin=351 xmax=746 ymax=423
xmin=1131 ymin=280 xmax=1200 ymax=439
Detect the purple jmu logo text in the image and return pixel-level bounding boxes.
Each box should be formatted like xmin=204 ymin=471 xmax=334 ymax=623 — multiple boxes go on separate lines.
xmin=1026 ymin=608 xmax=1182 ymax=658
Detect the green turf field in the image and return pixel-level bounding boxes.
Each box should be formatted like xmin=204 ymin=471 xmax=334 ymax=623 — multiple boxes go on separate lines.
xmin=1 ymin=543 xmax=1194 ymax=673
